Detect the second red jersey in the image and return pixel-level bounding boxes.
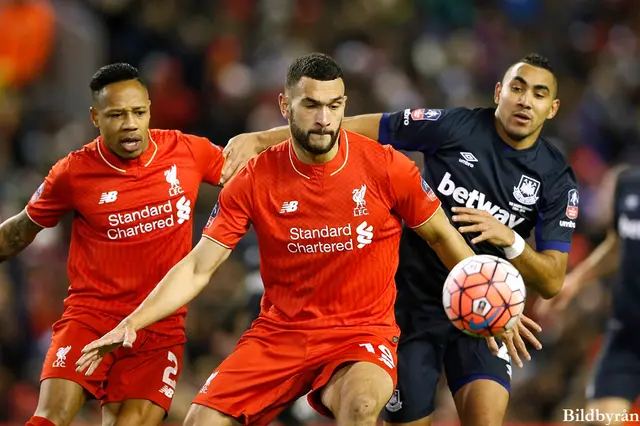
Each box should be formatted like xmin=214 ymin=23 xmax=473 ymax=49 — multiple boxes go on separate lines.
xmin=26 ymin=129 xmax=224 ymax=337
xmin=203 ymin=129 xmax=441 ymax=330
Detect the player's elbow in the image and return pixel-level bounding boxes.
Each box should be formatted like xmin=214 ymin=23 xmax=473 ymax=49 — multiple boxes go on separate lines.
xmin=190 ymin=239 xmax=232 ymax=289
xmin=538 ymin=277 xmax=563 ymax=299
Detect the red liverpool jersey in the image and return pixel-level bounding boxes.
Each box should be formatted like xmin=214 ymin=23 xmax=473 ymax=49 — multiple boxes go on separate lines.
xmin=26 ymin=129 xmax=224 ymax=337
xmin=203 ymin=129 xmax=441 ymax=330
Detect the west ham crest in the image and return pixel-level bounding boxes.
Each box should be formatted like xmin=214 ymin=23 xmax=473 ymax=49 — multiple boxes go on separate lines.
xmin=513 ymin=175 xmax=540 ymax=206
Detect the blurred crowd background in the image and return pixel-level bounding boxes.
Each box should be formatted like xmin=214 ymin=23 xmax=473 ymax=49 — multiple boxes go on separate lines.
xmin=1 ymin=0 xmax=639 ymax=424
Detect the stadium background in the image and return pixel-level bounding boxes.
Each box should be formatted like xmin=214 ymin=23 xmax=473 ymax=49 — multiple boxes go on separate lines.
xmin=0 ymin=0 xmax=638 ymax=424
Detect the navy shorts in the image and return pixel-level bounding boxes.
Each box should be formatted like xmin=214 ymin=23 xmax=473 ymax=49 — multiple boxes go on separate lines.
xmin=383 ymin=304 xmax=512 ymax=423
xmin=587 ymin=318 xmax=640 ymax=402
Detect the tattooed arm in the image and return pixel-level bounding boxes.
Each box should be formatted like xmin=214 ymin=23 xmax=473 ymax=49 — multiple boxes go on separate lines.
xmin=0 ymin=210 xmax=44 ymax=262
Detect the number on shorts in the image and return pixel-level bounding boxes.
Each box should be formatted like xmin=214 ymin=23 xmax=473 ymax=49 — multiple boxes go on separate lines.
xmin=359 ymin=343 xmax=395 ymax=369
xmin=162 ymin=351 xmax=179 ymax=389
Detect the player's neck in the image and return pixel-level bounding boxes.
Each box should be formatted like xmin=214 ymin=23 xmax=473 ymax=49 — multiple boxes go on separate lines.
xmin=291 ymin=137 xmax=340 ymax=164
xmin=494 ymin=118 xmax=540 ymax=150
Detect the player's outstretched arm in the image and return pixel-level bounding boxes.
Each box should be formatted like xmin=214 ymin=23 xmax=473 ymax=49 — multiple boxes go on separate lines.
xmin=0 ymin=210 xmax=44 ymax=262
xmin=413 ymin=206 xmax=475 ymax=269
xmin=452 ymin=206 xmax=568 ymax=299
xmin=75 ymin=237 xmax=230 ymax=375
xmin=535 ymin=229 xmax=619 ymax=317
xmin=125 ymin=236 xmax=230 ymax=331
xmin=220 ymin=114 xmax=383 ymax=183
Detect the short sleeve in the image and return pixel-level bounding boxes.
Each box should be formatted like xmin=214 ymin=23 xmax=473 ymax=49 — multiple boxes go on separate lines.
xmin=202 ymin=166 xmax=253 ymax=249
xmin=534 ymin=171 xmax=579 ymax=253
xmin=26 ymin=157 xmax=74 ymax=228
xmin=378 ymin=107 xmax=468 ymax=154
xmin=386 ymin=147 xmax=441 ymax=227
xmin=182 ymin=133 xmax=224 ymax=185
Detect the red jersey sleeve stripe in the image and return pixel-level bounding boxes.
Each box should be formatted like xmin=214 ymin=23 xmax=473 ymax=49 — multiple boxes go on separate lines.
xmin=24 ymin=209 xmax=47 ymax=228
xmin=202 ymin=234 xmax=232 ymax=249
xmin=408 ymin=204 xmax=442 ymax=229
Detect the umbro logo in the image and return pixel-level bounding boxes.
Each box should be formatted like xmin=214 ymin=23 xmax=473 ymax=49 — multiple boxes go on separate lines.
xmin=459 ymin=152 xmax=478 ymax=168
xmin=280 ymin=201 xmax=298 ymax=213
xmin=99 ymin=191 xmax=118 ymax=204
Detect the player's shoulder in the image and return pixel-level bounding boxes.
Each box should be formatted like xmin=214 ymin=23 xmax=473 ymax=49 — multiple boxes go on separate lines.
xmin=346 ymin=129 xmax=388 ymax=154
xmin=150 ymin=128 xmax=183 ymax=143
xmin=414 ymin=107 xmax=494 ymax=142
xmin=228 ymin=139 xmax=289 ymax=182
xmin=154 ymin=128 xmax=222 ymax=158
xmin=252 ymin=139 xmax=289 ymax=167
xmin=434 ymin=106 xmax=492 ymax=127
xmin=536 ymin=137 xmax=576 ymax=182
xmin=154 ymin=129 xmax=186 ymax=143
xmin=149 ymin=128 xmax=214 ymax=147
xmin=55 ymin=139 xmax=102 ymax=171
xmin=343 ymin=130 xmax=398 ymax=171
xmin=344 ymin=130 xmax=416 ymax=177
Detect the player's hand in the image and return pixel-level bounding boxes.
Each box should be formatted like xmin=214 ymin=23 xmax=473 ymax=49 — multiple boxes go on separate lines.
xmin=75 ymin=321 xmax=137 ymax=376
xmin=220 ymin=133 xmax=265 ymax=185
xmin=451 ymin=207 xmax=515 ymax=247
xmin=485 ymin=315 xmax=542 ymax=368
xmin=534 ymin=272 xmax=581 ymax=318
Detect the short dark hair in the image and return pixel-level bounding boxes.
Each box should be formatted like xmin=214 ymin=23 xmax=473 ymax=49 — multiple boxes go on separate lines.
xmin=89 ymin=63 xmax=145 ymax=97
xmin=519 ymin=53 xmax=554 ymax=75
xmin=285 ymin=53 xmax=344 ymax=90
xmin=511 ymin=53 xmax=558 ymax=96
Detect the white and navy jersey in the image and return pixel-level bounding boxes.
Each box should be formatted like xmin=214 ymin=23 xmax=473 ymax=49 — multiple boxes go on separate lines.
xmin=612 ymin=168 xmax=640 ymax=321
xmin=380 ymin=107 xmax=579 ymax=309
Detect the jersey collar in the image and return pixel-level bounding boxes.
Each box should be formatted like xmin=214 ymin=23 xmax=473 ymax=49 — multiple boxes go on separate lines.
xmin=97 ymin=131 xmax=159 ymax=173
xmin=288 ymin=128 xmax=349 ymax=179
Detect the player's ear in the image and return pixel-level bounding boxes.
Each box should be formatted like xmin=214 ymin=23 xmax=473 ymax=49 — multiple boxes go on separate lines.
xmin=278 ymin=93 xmax=291 ymax=120
xmin=89 ymin=107 xmax=99 ymax=128
xmin=547 ymin=99 xmax=560 ymax=120
xmin=493 ymin=82 xmax=501 ymax=105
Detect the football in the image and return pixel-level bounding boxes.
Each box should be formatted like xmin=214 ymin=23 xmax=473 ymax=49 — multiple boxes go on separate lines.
xmin=442 ymin=255 xmax=526 ymax=337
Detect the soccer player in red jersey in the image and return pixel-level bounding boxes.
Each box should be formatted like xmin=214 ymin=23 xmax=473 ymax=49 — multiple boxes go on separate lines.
xmin=0 ymin=63 xmax=224 ymax=426
xmin=76 ymin=53 xmax=476 ymax=426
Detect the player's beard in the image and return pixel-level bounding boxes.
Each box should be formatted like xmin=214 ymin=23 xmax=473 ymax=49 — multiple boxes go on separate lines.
xmin=290 ymin=115 xmax=341 ymax=155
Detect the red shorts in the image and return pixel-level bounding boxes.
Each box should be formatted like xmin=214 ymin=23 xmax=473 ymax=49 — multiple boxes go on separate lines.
xmin=41 ymin=307 xmax=185 ymax=413
xmin=193 ymin=319 xmax=399 ymax=426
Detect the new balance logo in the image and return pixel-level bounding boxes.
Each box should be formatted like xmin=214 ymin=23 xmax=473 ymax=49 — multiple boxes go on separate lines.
xmin=159 ymin=385 xmax=175 ymax=398
xmin=99 ymin=191 xmax=118 ymax=204
xmin=459 ymin=152 xmax=478 ymax=168
xmin=280 ymin=201 xmax=298 ymax=213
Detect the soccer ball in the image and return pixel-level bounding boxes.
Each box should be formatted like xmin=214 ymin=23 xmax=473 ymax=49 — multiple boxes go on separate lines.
xmin=442 ymin=255 xmax=526 ymax=337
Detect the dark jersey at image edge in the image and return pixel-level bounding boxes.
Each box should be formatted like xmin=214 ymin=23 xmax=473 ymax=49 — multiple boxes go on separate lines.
xmin=612 ymin=167 xmax=640 ymax=321
xmin=379 ymin=107 xmax=579 ymax=311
